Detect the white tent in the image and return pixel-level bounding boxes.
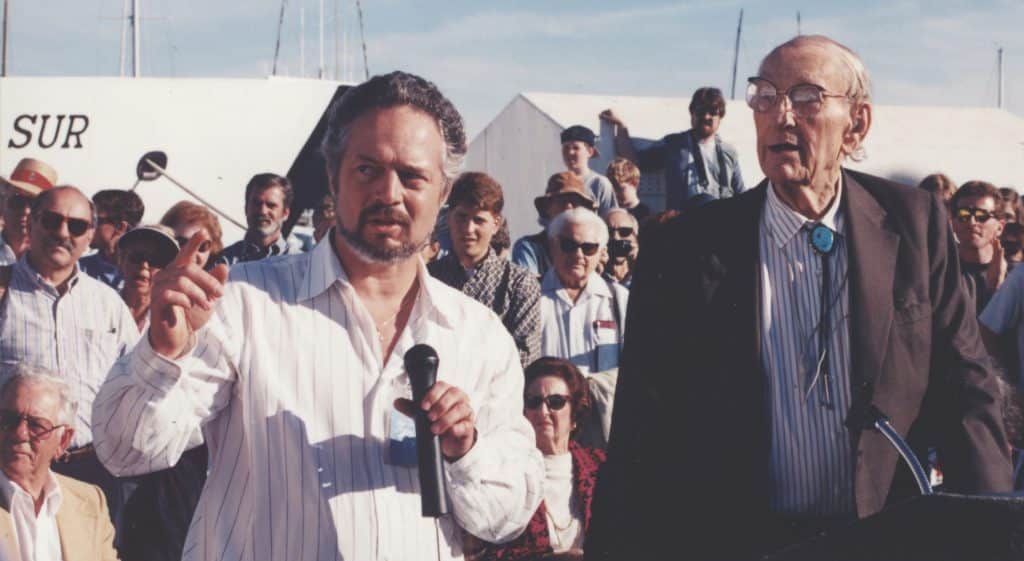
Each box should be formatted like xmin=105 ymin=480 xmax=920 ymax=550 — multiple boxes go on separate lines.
xmin=0 ymin=76 xmax=348 ymax=242
xmin=466 ymin=92 xmax=1024 ymax=242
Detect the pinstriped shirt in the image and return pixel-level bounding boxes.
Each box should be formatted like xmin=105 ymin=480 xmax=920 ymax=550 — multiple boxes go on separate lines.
xmin=760 ymin=182 xmax=855 ymax=518
xmin=92 ymin=239 xmax=544 ymax=561
xmin=0 ymin=256 xmax=139 ymax=448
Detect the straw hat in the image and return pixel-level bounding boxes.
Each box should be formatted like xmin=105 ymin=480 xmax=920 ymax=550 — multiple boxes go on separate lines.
xmin=0 ymin=158 xmax=58 ymax=197
xmin=533 ymin=171 xmax=596 ymax=216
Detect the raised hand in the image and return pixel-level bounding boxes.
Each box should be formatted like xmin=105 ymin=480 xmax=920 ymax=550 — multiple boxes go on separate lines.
xmin=986 ymin=237 xmax=1007 ymax=292
xmin=148 ymin=230 xmax=230 ymax=359
xmin=598 ymin=108 xmax=625 ymax=128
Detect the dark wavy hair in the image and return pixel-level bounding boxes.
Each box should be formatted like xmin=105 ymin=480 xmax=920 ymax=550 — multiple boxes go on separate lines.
xmin=524 ymin=357 xmax=591 ymax=436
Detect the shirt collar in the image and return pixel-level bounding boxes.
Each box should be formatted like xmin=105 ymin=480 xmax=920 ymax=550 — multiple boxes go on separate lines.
xmin=296 ymin=235 xmax=457 ymax=330
xmin=0 ymin=469 xmax=63 ymax=515
xmin=763 ymin=179 xmax=845 ymax=249
xmin=463 ymin=248 xmax=500 ymax=277
xmin=14 ymin=254 xmax=82 ymax=295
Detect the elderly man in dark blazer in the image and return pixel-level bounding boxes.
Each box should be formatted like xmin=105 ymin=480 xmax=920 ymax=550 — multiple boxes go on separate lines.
xmin=585 ymin=35 xmax=1013 ymax=561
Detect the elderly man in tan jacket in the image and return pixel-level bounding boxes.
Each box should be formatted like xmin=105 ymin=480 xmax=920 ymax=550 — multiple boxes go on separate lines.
xmin=0 ymin=365 xmax=117 ymax=561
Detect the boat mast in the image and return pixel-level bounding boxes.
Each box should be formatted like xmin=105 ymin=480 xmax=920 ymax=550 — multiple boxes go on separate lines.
xmin=997 ymin=46 xmax=1004 ymax=109
xmin=356 ymin=0 xmax=368 ymax=79
xmin=119 ymin=0 xmax=129 ymax=76
xmin=318 ymin=0 xmax=324 ymax=78
xmin=300 ymin=0 xmax=305 ymax=76
xmin=272 ymin=0 xmax=287 ymax=76
xmin=131 ymin=0 xmax=141 ymax=77
xmin=1 ymin=0 xmax=8 ymax=77
xmin=729 ymin=8 xmax=743 ymax=100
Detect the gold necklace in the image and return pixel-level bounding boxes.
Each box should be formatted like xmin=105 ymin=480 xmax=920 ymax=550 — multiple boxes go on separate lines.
xmin=374 ymin=310 xmax=401 ymax=342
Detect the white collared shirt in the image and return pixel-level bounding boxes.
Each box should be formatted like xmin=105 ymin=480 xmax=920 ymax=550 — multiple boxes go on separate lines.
xmin=759 ymin=181 xmax=855 ymax=517
xmin=93 ymin=238 xmax=544 ymax=561
xmin=0 ymin=256 xmax=139 ymax=448
xmin=539 ymin=269 xmax=629 ymax=375
xmin=0 ymin=470 xmax=64 ymax=561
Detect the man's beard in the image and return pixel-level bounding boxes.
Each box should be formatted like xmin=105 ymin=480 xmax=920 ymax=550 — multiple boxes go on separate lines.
xmin=249 ymin=216 xmax=283 ymax=238
xmin=336 ymin=203 xmax=424 ymax=264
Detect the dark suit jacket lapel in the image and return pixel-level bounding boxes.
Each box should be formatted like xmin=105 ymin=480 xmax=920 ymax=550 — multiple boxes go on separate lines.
xmin=842 ymin=170 xmax=899 ymax=447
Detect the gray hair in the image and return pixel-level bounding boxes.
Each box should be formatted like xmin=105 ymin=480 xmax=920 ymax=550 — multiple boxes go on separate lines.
xmin=604 ymin=207 xmax=639 ymax=231
xmin=547 ymin=208 xmax=609 ymax=248
xmin=0 ymin=365 xmax=78 ymax=426
xmin=761 ymin=35 xmax=872 ymax=162
xmin=320 ymin=71 xmax=467 ymax=190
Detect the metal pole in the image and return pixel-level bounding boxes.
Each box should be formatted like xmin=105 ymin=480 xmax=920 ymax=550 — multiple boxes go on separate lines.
xmin=997 ymin=47 xmax=1004 ymax=109
xmin=356 ymin=0 xmax=368 ymax=80
xmin=797 ymin=11 xmax=802 ymax=35
xmin=730 ymin=8 xmax=743 ymax=100
xmin=118 ymin=0 xmax=129 ymax=76
xmin=2 ymin=0 xmax=9 ymax=77
xmin=143 ymin=158 xmax=247 ymax=230
xmin=318 ymin=0 xmax=324 ymax=78
xmin=132 ymin=0 xmax=140 ymax=77
xmin=272 ymin=0 xmax=287 ymax=76
xmin=300 ymin=2 xmax=305 ymax=76
xmin=333 ymin=0 xmax=340 ymax=80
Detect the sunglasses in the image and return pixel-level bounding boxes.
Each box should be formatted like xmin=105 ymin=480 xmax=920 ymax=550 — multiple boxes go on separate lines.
xmin=0 ymin=410 xmax=64 ymax=440
xmin=558 ymin=237 xmax=600 ymax=257
xmin=38 ymin=210 xmax=92 ymax=237
xmin=174 ymin=237 xmax=213 ymax=253
xmin=125 ymin=250 xmax=172 ymax=269
xmin=525 ymin=394 xmax=570 ymax=411
xmin=5 ymin=194 xmax=32 ymax=211
xmin=692 ymin=106 xmax=724 ymax=117
xmin=955 ymin=207 xmax=997 ymax=224
xmin=609 ymin=227 xmax=635 ymax=238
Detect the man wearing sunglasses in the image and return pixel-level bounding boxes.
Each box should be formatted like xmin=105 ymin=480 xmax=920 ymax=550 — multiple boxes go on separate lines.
xmin=950 ymin=180 xmax=1007 ymax=313
xmin=539 ymin=207 xmax=628 ymax=376
xmin=588 ymin=35 xmax=1011 ymax=561
xmin=0 ymin=186 xmax=139 ymax=547
xmin=0 ymin=158 xmax=59 ymax=266
xmin=0 ymin=365 xmax=119 ymax=561
xmin=599 ymin=87 xmax=745 ymax=211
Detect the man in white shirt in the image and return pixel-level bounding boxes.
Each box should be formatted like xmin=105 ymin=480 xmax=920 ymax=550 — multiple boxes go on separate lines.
xmin=539 ymin=208 xmax=628 ymax=376
xmin=0 ymin=365 xmax=118 ymax=561
xmin=93 ymin=71 xmax=544 ymax=561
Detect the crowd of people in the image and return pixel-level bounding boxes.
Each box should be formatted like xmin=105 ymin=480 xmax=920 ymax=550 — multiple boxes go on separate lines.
xmin=0 ymin=32 xmax=1018 ymax=561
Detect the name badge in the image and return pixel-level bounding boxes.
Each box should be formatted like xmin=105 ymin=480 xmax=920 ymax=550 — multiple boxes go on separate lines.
xmin=593 ymin=319 xmax=616 ymax=331
xmin=387 ymin=409 xmax=418 ymax=467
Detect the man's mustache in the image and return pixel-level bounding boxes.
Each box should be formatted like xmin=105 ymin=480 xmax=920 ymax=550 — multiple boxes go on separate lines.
xmin=45 ymin=236 xmax=76 ymax=252
xmin=358 ymin=204 xmax=411 ymax=229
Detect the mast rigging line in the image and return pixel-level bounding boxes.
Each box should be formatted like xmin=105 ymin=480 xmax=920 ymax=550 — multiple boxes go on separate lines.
xmin=355 ymin=0 xmax=369 ymax=80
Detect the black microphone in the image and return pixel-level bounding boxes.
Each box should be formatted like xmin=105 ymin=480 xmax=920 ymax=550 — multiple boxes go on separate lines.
xmin=403 ymin=344 xmax=451 ymax=517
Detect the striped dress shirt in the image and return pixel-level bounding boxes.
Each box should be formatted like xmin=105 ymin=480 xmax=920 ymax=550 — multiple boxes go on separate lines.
xmin=538 ymin=270 xmax=629 ymax=375
xmin=92 ymin=239 xmax=544 ymax=561
xmin=0 ymin=256 xmax=138 ymax=448
xmin=759 ymin=182 xmax=855 ymax=517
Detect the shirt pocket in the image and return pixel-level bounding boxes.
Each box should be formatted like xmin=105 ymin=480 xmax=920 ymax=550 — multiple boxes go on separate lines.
xmin=592 ymin=319 xmax=621 ymax=373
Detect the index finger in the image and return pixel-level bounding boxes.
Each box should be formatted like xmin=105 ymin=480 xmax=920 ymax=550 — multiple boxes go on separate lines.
xmin=173 ymin=229 xmax=211 ymax=267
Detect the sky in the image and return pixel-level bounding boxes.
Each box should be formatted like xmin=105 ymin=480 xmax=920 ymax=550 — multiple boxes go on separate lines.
xmin=3 ymin=0 xmax=1022 ymax=138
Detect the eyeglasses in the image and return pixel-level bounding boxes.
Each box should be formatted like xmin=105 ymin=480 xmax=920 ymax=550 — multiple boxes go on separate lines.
xmin=955 ymin=207 xmax=997 ymax=224
xmin=609 ymin=227 xmax=635 ymax=238
xmin=38 ymin=210 xmax=92 ymax=237
xmin=692 ymin=106 xmax=724 ymax=117
xmin=525 ymin=394 xmax=570 ymax=411
xmin=125 ymin=250 xmax=173 ymax=269
xmin=0 ymin=410 xmax=65 ymax=440
xmin=4 ymin=194 xmax=31 ymax=212
xmin=174 ymin=237 xmax=213 ymax=253
xmin=558 ymin=237 xmax=600 ymax=256
xmin=746 ymin=77 xmax=850 ymax=118
xmin=96 ymin=216 xmax=116 ymax=226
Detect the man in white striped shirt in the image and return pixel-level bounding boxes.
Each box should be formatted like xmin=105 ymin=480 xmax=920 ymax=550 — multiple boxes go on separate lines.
xmin=588 ymin=35 xmax=1012 ymax=561
xmin=93 ymin=71 xmax=544 ymax=561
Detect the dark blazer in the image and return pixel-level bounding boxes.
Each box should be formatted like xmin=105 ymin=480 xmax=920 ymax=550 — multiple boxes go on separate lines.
xmin=585 ymin=170 xmax=1013 ymax=561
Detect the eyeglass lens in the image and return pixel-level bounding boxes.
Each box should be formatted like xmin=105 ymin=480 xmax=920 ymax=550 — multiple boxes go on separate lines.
xmin=558 ymin=237 xmax=600 ymax=256
xmin=525 ymin=394 xmax=569 ymax=411
xmin=956 ymin=207 xmax=995 ymax=223
xmin=0 ymin=410 xmax=60 ymax=439
xmin=39 ymin=210 xmax=91 ymax=237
